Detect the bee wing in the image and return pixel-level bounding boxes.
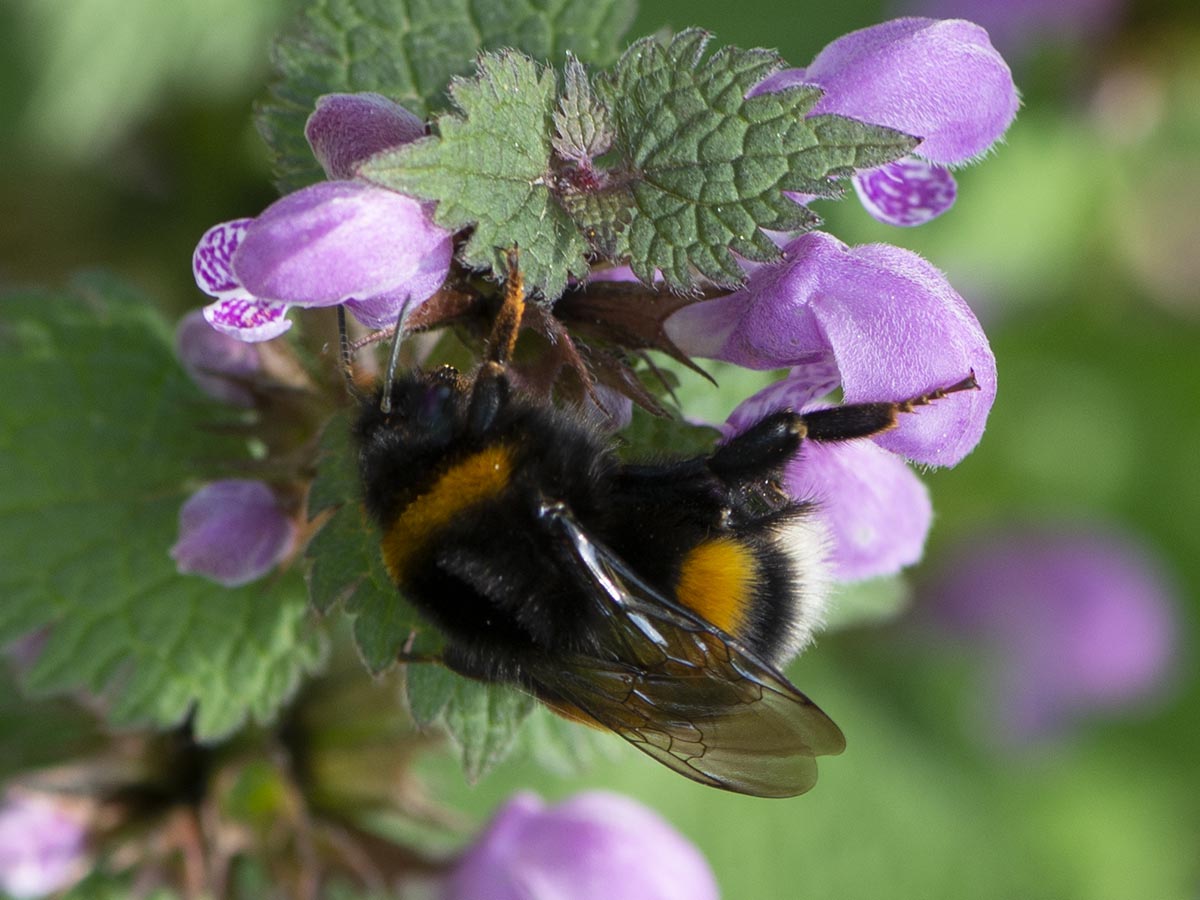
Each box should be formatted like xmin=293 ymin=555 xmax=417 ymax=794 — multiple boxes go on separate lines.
xmin=532 ymin=503 xmax=845 ymax=798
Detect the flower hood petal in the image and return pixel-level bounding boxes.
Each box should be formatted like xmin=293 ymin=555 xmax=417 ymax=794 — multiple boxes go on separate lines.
xmin=802 ymin=17 xmax=1018 ymax=164
xmin=231 ymin=180 xmax=452 ymax=309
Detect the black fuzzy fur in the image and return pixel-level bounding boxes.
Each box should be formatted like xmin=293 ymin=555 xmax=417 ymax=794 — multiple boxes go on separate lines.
xmin=355 ymin=370 xmax=817 ymax=684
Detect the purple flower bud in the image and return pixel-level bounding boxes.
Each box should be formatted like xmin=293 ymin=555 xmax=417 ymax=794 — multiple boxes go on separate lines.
xmin=170 ymin=480 xmax=298 ymax=587
xmin=305 ymin=93 xmax=426 ymax=180
xmin=193 ymin=181 xmax=453 ymax=342
xmin=175 ymin=309 xmax=262 ymax=407
xmin=668 ymin=231 xmax=996 ymax=468
xmin=0 ymin=792 xmax=88 ymax=899
xmin=755 ymin=18 xmax=1018 ymax=225
xmin=443 ymin=792 xmax=718 ymax=900
xmin=924 ymin=525 xmax=1180 ymax=744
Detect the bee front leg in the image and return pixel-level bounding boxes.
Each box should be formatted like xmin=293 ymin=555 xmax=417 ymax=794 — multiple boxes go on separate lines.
xmin=467 ymin=247 xmax=525 ymax=436
xmin=466 ymin=361 xmax=509 ymax=435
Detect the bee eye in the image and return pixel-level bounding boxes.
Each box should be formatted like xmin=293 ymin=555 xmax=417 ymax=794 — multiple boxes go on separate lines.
xmin=415 ymin=384 xmax=453 ymax=423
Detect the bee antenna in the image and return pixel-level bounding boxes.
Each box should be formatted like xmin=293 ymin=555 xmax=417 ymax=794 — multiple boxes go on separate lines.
xmin=380 ymin=295 xmax=415 ymax=414
xmin=337 ymin=305 xmax=366 ymax=402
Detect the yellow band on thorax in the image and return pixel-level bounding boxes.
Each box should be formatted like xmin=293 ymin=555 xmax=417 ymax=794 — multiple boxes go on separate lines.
xmin=381 ymin=444 xmax=515 ymax=584
xmin=675 ymin=536 xmax=759 ymax=636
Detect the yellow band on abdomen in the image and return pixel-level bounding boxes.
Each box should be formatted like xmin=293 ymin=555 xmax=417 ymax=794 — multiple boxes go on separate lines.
xmin=675 ymin=536 xmax=759 ymax=636
xmin=381 ymin=444 xmax=515 ymax=584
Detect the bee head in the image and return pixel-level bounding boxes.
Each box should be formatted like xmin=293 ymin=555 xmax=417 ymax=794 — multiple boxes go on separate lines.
xmin=358 ymin=366 xmax=466 ymax=444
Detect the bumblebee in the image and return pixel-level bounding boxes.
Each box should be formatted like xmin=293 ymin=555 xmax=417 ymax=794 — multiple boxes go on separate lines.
xmin=349 ymin=261 xmax=976 ymax=798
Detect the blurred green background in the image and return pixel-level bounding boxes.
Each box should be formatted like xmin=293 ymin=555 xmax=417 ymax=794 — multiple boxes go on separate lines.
xmin=1 ymin=0 xmax=1197 ymax=897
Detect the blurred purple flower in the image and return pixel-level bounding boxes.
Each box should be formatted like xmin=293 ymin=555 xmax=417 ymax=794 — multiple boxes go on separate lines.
xmin=443 ymin=791 xmax=719 ymax=900
xmin=170 ymin=480 xmax=298 ymax=587
xmin=667 ymin=231 xmax=993 ymax=580
xmin=754 ymin=18 xmax=1018 ymax=226
xmin=193 ymin=180 xmax=453 ymax=341
xmin=925 ymin=525 xmax=1180 ymax=743
xmin=897 ymin=0 xmax=1125 ymax=57
xmin=0 ymin=792 xmax=88 ymax=899
xmin=175 ymin=309 xmax=262 ymax=407
xmin=305 ymin=92 xmax=426 ymax=180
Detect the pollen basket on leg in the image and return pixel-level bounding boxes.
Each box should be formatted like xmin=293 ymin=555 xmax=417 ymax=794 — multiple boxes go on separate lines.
xmin=380 ymin=445 xmax=515 ymax=584
xmin=674 ymin=537 xmax=760 ymax=636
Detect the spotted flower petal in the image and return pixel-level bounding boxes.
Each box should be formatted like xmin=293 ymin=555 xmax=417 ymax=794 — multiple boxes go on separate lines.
xmin=668 ymin=231 xmax=996 ymax=467
xmin=305 ymin=92 xmax=426 ymax=180
xmin=444 ymin=792 xmax=718 ymax=900
xmin=852 ymin=157 xmax=958 ymax=227
xmin=192 ymin=218 xmax=253 ymax=299
xmin=170 ymin=480 xmax=297 ymax=588
xmin=193 ymin=219 xmax=294 ymax=342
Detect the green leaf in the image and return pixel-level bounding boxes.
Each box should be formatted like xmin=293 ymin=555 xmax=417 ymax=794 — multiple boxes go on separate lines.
xmin=824 ymin=575 xmax=912 ymax=630
xmin=617 ymin=405 xmax=720 ymax=461
xmin=0 ymin=278 xmax=323 ymax=741
xmin=553 ymin=55 xmax=614 ymax=163
xmin=603 ymin=30 xmax=918 ymax=289
xmin=442 ymin=679 xmax=535 ymax=783
xmin=257 ymin=0 xmax=636 ymax=193
xmin=63 ymin=873 xmax=179 ymax=900
xmin=362 ymin=52 xmax=590 ymax=299
xmin=405 ymin=663 xmax=538 ymax=782
xmin=404 ymin=663 xmax=459 ymax=727
xmin=306 ymin=415 xmax=430 ymax=673
xmin=520 ymin=705 xmax=613 ymax=775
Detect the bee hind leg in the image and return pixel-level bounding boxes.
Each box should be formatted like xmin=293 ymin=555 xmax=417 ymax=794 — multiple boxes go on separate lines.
xmin=708 ymin=411 xmax=806 ymax=478
xmin=801 ymin=371 xmax=979 ymax=443
xmin=710 ymin=371 xmax=979 ymax=476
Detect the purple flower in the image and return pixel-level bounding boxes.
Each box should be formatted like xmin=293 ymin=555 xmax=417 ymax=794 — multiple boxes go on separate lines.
xmin=755 ymin=18 xmax=1018 ymax=226
xmin=667 ymin=231 xmax=993 ymax=581
xmin=194 ymin=91 xmax=451 ymax=342
xmin=443 ymin=792 xmax=718 ymax=900
xmin=193 ymin=180 xmax=453 ymax=342
xmin=0 ymin=792 xmax=88 ymax=899
xmin=924 ymin=525 xmax=1180 ymax=743
xmin=170 ymin=480 xmax=298 ymax=587
xmin=175 ymin=309 xmax=262 ymax=407
xmin=305 ymin=93 xmax=426 ymax=180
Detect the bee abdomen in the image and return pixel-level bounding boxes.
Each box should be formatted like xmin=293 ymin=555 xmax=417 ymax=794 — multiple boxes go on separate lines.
xmin=674 ymin=536 xmax=762 ymax=637
xmin=380 ymin=443 xmax=516 ymax=586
